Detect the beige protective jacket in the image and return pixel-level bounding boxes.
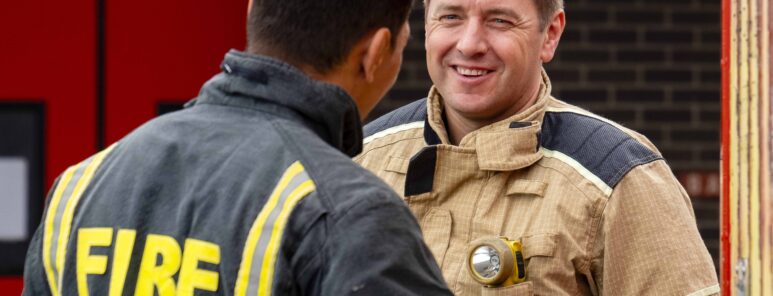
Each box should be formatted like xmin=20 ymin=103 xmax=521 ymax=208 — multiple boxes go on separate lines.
xmin=355 ymin=73 xmax=719 ymax=295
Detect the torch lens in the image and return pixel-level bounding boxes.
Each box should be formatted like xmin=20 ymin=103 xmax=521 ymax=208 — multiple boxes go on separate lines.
xmin=471 ymin=246 xmax=501 ymax=279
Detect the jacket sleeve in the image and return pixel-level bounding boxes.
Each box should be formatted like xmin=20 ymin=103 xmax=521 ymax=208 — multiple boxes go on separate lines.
xmin=590 ymin=160 xmax=719 ymax=295
xmin=296 ymin=191 xmax=452 ymax=296
xmin=22 ymin=177 xmax=61 ymax=296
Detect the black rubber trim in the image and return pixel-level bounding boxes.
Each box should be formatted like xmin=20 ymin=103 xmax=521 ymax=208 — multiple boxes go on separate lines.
xmin=509 ymin=122 xmax=531 ymax=129
xmin=404 ymin=146 xmax=437 ymax=196
xmin=423 ymin=118 xmax=442 ymax=145
xmin=515 ymin=251 xmax=525 ymax=279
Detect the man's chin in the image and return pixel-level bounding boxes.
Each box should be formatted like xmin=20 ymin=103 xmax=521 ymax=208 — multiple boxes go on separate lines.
xmin=442 ymin=96 xmax=500 ymax=117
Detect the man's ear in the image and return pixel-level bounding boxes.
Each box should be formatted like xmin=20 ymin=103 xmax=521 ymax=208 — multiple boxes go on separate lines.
xmin=360 ymin=28 xmax=392 ymax=83
xmin=540 ymin=9 xmax=566 ymax=63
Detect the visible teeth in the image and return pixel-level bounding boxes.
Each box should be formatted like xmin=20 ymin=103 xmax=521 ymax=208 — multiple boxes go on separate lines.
xmin=456 ymin=66 xmax=488 ymax=76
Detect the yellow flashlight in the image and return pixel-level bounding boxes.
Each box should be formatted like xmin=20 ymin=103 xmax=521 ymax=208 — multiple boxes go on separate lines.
xmin=467 ymin=237 xmax=526 ymax=287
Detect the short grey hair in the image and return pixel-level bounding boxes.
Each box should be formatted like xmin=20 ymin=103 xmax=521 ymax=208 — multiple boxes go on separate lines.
xmin=423 ymin=0 xmax=564 ymax=30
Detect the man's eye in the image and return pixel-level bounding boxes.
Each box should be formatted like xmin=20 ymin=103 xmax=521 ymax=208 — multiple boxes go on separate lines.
xmin=492 ymin=18 xmax=512 ymax=25
xmin=439 ymin=15 xmax=461 ymax=21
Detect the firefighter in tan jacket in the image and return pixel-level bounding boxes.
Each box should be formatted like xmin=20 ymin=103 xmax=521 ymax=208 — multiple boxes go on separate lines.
xmin=355 ymin=0 xmax=719 ymax=295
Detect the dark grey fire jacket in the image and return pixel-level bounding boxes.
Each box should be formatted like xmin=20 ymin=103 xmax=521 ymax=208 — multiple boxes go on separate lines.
xmin=23 ymin=51 xmax=451 ymax=296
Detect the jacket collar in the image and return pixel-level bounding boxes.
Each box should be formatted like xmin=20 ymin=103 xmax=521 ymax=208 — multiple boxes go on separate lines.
xmin=424 ymin=69 xmax=552 ymax=171
xmin=189 ymin=50 xmax=363 ymax=157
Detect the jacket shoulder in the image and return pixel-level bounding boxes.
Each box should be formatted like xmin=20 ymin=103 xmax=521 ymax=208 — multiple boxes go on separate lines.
xmin=364 ymin=98 xmax=427 ymax=139
xmin=540 ymin=103 xmax=663 ymax=192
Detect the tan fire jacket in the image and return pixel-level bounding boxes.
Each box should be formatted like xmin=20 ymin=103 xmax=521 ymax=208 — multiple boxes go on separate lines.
xmin=355 ymin=73 xmax=719 ymax=295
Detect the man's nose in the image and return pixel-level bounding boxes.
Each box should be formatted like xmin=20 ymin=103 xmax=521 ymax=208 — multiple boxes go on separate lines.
xmin=455 ymin=21 xmax=488 ymax=57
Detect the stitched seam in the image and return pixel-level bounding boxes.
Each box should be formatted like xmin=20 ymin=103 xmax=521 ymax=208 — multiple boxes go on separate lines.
xmin=359 ymin=136 xmax=425 ymax=156
xmin=534 ymin=160 xmax=596 ymax=203
xmin=583 ymin=197 xmax=606 ymax=278
xmin=269 ymin=118 xmax=335 ymax=212
xmin=609 ymin=155 xmax=663 ymax=188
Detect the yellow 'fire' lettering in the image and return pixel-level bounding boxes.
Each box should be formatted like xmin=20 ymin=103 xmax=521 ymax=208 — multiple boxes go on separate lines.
xmin=74 ymin=227 xmax=220 ymax=295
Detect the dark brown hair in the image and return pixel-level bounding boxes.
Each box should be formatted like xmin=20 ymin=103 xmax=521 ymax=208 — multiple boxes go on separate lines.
xmin=247 ymin=0 xmax=414 ymax=73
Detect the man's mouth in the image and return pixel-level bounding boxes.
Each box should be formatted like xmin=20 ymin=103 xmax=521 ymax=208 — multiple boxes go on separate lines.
xmin=453 ymin=66 xmax=492 ymax=77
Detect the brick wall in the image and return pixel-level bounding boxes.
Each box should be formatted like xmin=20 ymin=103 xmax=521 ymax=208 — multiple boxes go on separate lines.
xmin=375 ymin=0 xmax=722 ymax=272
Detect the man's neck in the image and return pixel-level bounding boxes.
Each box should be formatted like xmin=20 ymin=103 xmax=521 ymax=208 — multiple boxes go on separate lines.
xmin=445 ymin=111 xmax=485 ymax=145
xmin=443 ymin=82 xmax=542 ymax=145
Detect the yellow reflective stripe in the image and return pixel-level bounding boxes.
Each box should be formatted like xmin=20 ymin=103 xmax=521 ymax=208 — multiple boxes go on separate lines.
xmin=42 ymin=165 xmax=78 ymax=296
xmin=235 ymin=161 xmax=304 ymax=296
xmin=52 ymin=144 xmax=117 ymax=289
xmin=43 ymin=145 xmax=115 ymax=295
xmin=235 ymin=161 xmax=315 ymax=296
xmin=257 ymin=180 xmax=315 ymax=296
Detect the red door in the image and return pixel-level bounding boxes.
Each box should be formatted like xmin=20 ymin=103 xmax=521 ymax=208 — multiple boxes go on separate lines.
xmin=105 ymin=0 xmax=248 ymax=144
xmin=0 ymin=0 xmax=246 ymax=293
xmin=0 ymin=0 xmax=97 ymax=293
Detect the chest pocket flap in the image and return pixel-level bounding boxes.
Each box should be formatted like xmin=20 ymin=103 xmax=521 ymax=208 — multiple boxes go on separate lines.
xmin=385 ymin=155 xmax=409 ymax=174
xmin=520 ymin=233 xmax=557 ymax=259
xmin=420 ymin=208 xmax=452 ymax=267
xmin=506 ymin=180 xmax=547 ymax=198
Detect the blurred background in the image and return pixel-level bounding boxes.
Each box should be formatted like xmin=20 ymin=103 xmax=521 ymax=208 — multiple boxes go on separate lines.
xmin=0 ymin=0 xmax=720 ymax=293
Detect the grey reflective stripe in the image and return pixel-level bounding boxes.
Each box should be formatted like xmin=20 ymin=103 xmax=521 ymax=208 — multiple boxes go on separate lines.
xmin=48 ymin=156 xmax=93 ymax=283
xmin=246 ymin=169 xmax=312 ymax=296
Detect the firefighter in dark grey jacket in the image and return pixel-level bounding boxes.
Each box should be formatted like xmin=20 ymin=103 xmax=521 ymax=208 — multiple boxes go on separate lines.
xmin=22 ymin=0 xmax=451 ymax=295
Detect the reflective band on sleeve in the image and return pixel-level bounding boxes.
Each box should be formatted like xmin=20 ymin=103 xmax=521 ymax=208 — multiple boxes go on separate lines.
xmin=363 ymin=121 xmax=424 ymax=144
xmin=685 ymin=284 xmax=720 ymax=296
xmin=539 ymin=147 xmax=614 ymax=197
xmin=235 ymin=161 xmax=316 ymax=296
xmin=42 ymin=144 xmax=116 ymax=295
xmin=43 ymin=165 xmax=78 ymax=295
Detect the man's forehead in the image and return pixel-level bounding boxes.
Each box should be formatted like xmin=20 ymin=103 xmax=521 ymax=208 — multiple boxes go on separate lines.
xmin=428 ymin=0 xmax=528 ymax=12
xmin=428 ymin=0 xmax=533 ymax=18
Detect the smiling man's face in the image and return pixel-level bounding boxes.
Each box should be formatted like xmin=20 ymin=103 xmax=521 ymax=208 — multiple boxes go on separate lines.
xmin=425 ymin=0 xmax=555 ymax=124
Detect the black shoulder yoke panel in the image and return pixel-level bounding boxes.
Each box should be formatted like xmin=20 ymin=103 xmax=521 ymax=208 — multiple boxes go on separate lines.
xmin=540 ymin=111 xmax=662 ymax=189
xmin=364 ymin=98 xmax=427 ymax=138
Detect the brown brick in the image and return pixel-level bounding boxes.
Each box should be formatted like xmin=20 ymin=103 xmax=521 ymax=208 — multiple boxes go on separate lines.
xmin=588 ymin=69 xmax=636 ymax=82
xmin=616 ymin=10 xmax=665 ymax=24
xmin=561 ymin=28 xmax=583 ymax=43
xmin=559 ymin=89 xmax=609 ymax=103
xmin=643 ymin=109 xmax=692 ymax=122
xmin=637 ymin=128 xmax=665 ymax=142
xmin=701 ymin=110 xmax=721 ymax=122
xmin=556 ymin=49 xmax=611 ymax=63
xmin=671 ymin=129 xmax=719 ymax=143
xmin=672 ymin=11 xmax=720 ymax=25
xmin=673 ymin=49 xmax=720 ymax=64
xmin=661 ymin=148 xmax=694 ymax=162
xmin=569 ymin=8 xmax=609 ymax=23
xmin=673 ymin=90 xmax=720 ymax=103
xmin=588 ymin=28 xmax=637 ymax=43
xmin=545 ymin=69 xmax=581 ymax=83
xmin=595 ymin=109 xmax=637 ymax=125
xmin=617 ymin=49 xmax=666 ymax=63
xmin=645 ymin=30 xmax=694 ymax=44
xmin=617 ymin=89 xmax=666 ymax=103
xmin=702 ymin=31 xmax=722 ymax=44
xmin=700 ymin=70 xmax=721 ymax=84
xmin=645 ymin=70 xmax=693 ymax=83
xmin=700 ymin=148 xmax=721 ymax=162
